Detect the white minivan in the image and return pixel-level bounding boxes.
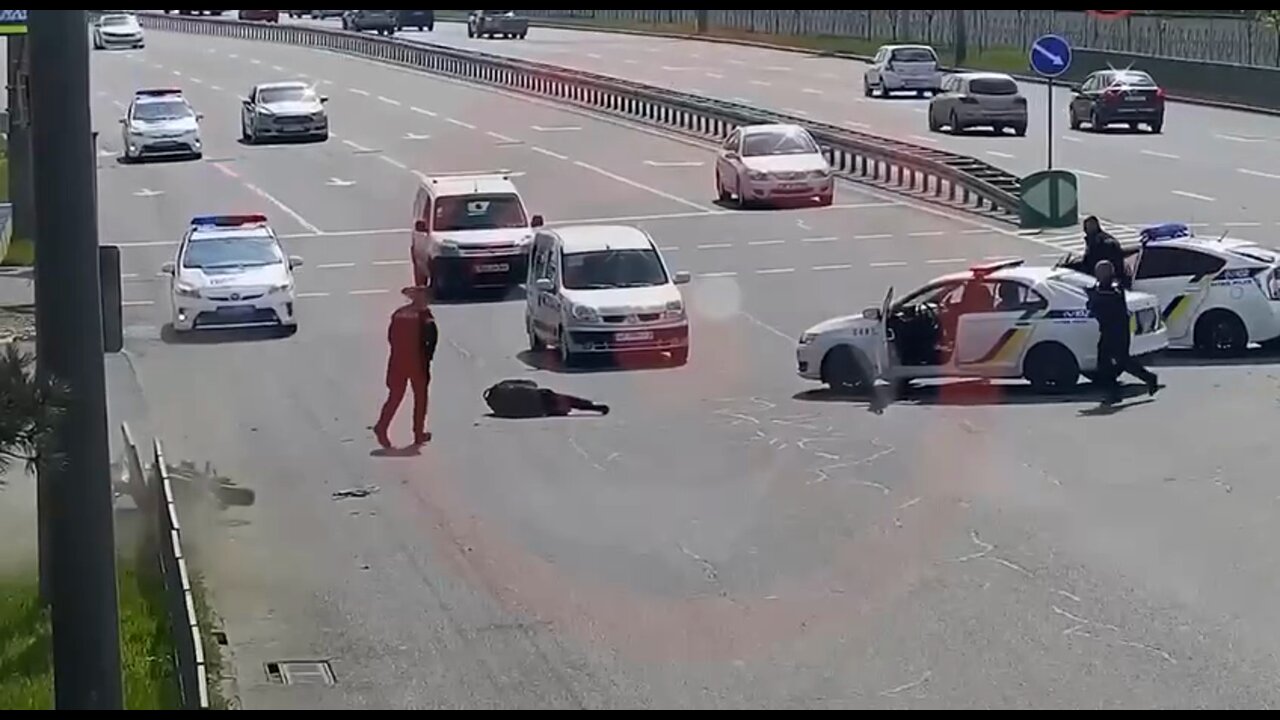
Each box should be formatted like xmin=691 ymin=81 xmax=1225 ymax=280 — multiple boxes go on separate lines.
xmin=525 ymin=225 xmax=692 ymax=367
xmin=863 ymin=44 xmax=944 ymax=98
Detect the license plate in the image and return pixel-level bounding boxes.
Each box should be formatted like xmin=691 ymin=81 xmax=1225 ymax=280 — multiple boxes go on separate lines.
xmin=1125 ymin=96 xmax=1146 ymax=102
xmin=616 ymin=331 xmax=654 ymax=343
xmin=217 ymin=305 xmax=255 ymax=315
xmin=474 ymin=263 xmax=509 ymax=274
xmin=778 ymin=183 xmax=804 ymax=190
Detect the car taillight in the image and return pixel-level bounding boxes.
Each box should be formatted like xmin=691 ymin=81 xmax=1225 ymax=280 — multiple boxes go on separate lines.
xmin=1103 ymin=88 xmax=1123 ymax=102
xmin=1155 ymin=87 xmax=1166 ymax=100
xmin=1268 ymin=268 xmax=1280 ymax=300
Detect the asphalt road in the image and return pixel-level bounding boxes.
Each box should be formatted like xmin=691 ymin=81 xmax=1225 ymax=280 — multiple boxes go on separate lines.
xmin=92 ymin=30 xmax=1280 ymax=710
xmin=283 ymin=15 xmax=1280 ymax=234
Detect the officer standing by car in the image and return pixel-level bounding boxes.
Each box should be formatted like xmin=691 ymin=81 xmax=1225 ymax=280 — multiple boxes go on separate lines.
xmin=1087 ymin=260 xmax=1160 ymax=404
xmin=373 ymin=287 xmax=438 ymax=448
xmin=1082 ymin=216 xmax=1131 ymax=289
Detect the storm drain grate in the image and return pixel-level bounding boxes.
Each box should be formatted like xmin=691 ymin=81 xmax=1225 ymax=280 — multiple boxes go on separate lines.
xmin=265 ymin=661 xmax=336 ymax=686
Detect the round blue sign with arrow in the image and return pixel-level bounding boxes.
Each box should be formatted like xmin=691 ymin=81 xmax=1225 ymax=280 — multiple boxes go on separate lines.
xmin=1029 ymin=34 xmax=1073 ymax=78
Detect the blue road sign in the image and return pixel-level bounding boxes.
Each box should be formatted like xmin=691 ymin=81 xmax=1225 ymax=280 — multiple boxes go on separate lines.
xmin=1029 ymin=34 xmax=1072 ymax=78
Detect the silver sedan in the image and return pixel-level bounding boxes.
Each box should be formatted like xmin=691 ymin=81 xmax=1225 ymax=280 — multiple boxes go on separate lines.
xmin=928 ymin=73 xmax=1028 ymax=136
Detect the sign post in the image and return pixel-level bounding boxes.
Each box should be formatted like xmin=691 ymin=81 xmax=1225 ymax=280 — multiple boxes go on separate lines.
xmin=1029 ymin=33 xmax=1073 ymax=171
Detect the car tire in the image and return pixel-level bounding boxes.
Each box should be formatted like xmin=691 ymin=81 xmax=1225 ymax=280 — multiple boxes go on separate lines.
xmin=314 ymin=131 xmax=329 ymax=143
xmin=822 ymin=345 xmax=875 ymax=395
xmin=1090 ymin=109 xmax=1104 ymax=132
xmin=527 ymin=316 xmax=545 ymax=352
xmin=817 ymin=190 xmax=834 ymax=207
xmin=734 ymin=178 xmax=748 ymax=209
xmin=916 ymin=90 xmax=928 ymax=99
xmin=1069 ymin=109 xmax=1081 ymax=131
xmin=1150 ymin=119 xmax=1164 ymax=134
xmin=518 ymin=32 xmax=527 ymax=39
xmin=716 ymin=171 xmax=731 ymax=203
xmin=863 ymin=79 xmax=873 ymax=98
xmin=558 ymin=327 xmax=577 ymax=368
xmin=1195 ymin=310 xmax=1248 ymax=356
xmin=949 ymin=111 xmax=963 ymax=134
xmin=1023 ymin=342 xmax=1079 ymax=394
xmin=671 ymin=347 xmax=690 ymax=366
xmin=927 ymin=110 xmax=941 ymax=132
xmin=1013 ymin=123 xmax=1027 ymax=137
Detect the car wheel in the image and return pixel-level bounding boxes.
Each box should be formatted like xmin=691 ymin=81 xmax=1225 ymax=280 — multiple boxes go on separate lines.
xmin=916 ymin=90 xmax=927 ymax=99
xmin=518 ymin=32 xmax=527 ymax=39
xmin=817 ymin=189 xmax=834 ymax=207
xmin=527 ymin=316 xmax=545 ymax=352
xmin=927 ymin=109 xmax=941 ymax=132
xmin=1195 ymin=310 xmax=1248 ymax=356
xmin=1013 ymin=123 xmax=1028 ymax=137
xmin=558 ymin=327 xmax=577 ymax=368
xmin=1023 ymin=343 xmax=1079 ymax=393
xmin=1069 ymin=109 xmax=1081 ymax=131
xmin=1150 ymin=119 xmax=1164 ymax=134
xmin=670 ymin=347 xmax=690 ymax=366
xmin=467 ymin=26 xmax=475 ymax=37
xmin=1090 ymin=109 xmax=1104 ymax=132
xmin=863 ymin=79 xmax=873 ymax=98
xmin=949 ymin=111 xmax=963 ymax=134
xmin=822 ymin=345 xmax=875 ymax=395
xmin=716 ymin=170 xmax=731 ymax=203
xmin=734 ymin=178 xmax=748 ymax=209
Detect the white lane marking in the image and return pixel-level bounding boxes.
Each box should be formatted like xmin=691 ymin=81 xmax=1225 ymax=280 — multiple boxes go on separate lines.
xmin=189 ymin=77 xmax=203 ymax=85
xmin=644 ymin=160 xmax=704 ymax=167
xmin=697 ymin=243 xmax=732 ymax=250
xmin=272 ymin=64 xmax=286 ymax=72
xmin=571 ymin=160 xmax=713 ymax=212
xmin=342 ymin=139 xmax=372 ymax=152
xmin=227 ymin=53 xmax=238 ymax=59
xmin=531 ymin=146 xmax=569 ymax=161
xmin=844 ymin=120 xmax=871 ymax=130
xmin=122 ymin=301 xmax=154 ymax=308
xmin=133 ymin=188 xmax=164 ymax=198
xmin=870 ymin=261 xmax=908 ymax=268
xmin=350 ymin=289 xmax=390 ymax=296
xmin=249 ymin=59 xmax=261 ymax=65
xmin=1223 ymin=222 xmax=1262 ymax=228
xmin=909 ymin=231 xmax=945 ymax=238
xmin=927 ymin=258 xmax=967 ymax=265
xmin=750 ymin=80 xmax=772 ymax=87
xmin=783 ymin=108 xmax=810 ymax=116
xmin=986 ymin=151 xmax=1015 ymax=159
xmin=1216 ymin=134 xmax=1264 ymax=143
xmin=531 ymin=125 xmax=581 ymax=132
xmin=706 ymin=72 xmax=725 ymax=79
xmin=377 ymin=95 xmax=401 ymax=106
xmin=764 ymin=66 xmax=792 ymax=72
xmin=1061 ymin=135 xmax=1083 ymax=143
xmin=410 ymin=106 xmax=437 ymax=117
xmin=909 ymin=134 xmax=938 ymax=144
xmin=821 ymin=72 xmax=838 ymax=80
xmin=814 ymin=264 xmax=853 ymax=272
xmin=660 ymin=66 xmax=694 ymax=72
xmin=279 ymin=228 xmax=408 ymax=240
xmin=404 ymin=132 xmax=431 ymax=141
xmin=1066 ymin=168 xmax=1109 ymax=180
xmin=748 ymin=240 xmax=786 ymax=247
xmin=380 ymin=156 xmax=407 ymax=170
xmin=586 ymin=52 xmax=603 ymax=60
xmin=212 ymin=163 xmax=322 ymax=235
xmin=854 ymin=234 xmax=894 ymax=241
xmin=316 ymin=262 xmax=356 ymax=270
xmin=349 ymin=88 xmax=370 ymax=96
xmin=700 ymin=272 xmax=738 ymax=278
xmin=1240 ymin=168 xmax=1280 ymax=181
xmin=1141 ymin=149 xmax=1180 ymax=160
xmin=801 ymin=237 xmax=838 ymax=244
xmin=728 ymin=59 xmax=746 ymax=66
xmin=912 ymin=108 xmax=926 ymax=114
xmin=486 ymin=131 xmax=518 ymax=143
xmin=757 ymin=268 xmax=796 ymax=275
xmin=152 ymin=63 xmax=164 ymax=69
xmin=210 ymin=84 xmax=223 ymax=91
xmin=624 ymin=59 xmax=639 ymax=65
xmin=446 ymin=118 xmax=477 ymax=130
xmin=803 ymin=88 xmax=823 ymax=95
xmin=372 ymin=260 xmax=409 ymax=267
xmin=963 ymin=228 xmax=996 ymax=235
xmin=1172 ymin=190 xmax=1216 ymax=202
xmin=171 ymin=70 xmax=182 ymax=77
xmin=297 ymin=292 xmax=330 ymax=299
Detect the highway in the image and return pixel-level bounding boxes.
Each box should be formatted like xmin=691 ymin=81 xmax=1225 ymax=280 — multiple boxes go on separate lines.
xmin=288 ymin=16 xmax=1280 ymax=234
xmin=95 ymin=28 xmax=1280 ymax=709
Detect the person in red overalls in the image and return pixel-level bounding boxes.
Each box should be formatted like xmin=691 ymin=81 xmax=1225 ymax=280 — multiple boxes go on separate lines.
xmin=373 ymin=286 xmax=438 ymax=448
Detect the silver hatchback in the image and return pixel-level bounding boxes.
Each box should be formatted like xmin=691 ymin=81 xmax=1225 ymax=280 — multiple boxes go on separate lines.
xmin=928 ymin=73 xmax=1028 ymax=136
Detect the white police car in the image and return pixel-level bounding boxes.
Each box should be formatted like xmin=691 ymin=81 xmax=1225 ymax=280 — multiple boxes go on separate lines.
xmin=797 ymin=259 xmax=1169 ymax=394
xmin=120 ymin=88 xmax=203 ymax=162
xmin=160 ymin=215 xmax=303 ymax=335
xmin=1065 ymin=223 xmax=1280 ymax=355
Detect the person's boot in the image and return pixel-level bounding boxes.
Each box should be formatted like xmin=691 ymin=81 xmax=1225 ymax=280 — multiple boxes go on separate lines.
xmin=1147 ymin=375 xmax=1161 ymax=397
xmin=374 ymin=423 xmax=393 ymax=450
xmin=414 ymin=431 xmax=433 ymax=445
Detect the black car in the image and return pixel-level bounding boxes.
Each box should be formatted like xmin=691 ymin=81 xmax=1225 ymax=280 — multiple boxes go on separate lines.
xmin=342 ymin=10 xmax=396 ymax=35
xmin=1069 ymin=69 xmax=1166 ymax=134
xmin=396 ymin=10 xmax=435 ymax=31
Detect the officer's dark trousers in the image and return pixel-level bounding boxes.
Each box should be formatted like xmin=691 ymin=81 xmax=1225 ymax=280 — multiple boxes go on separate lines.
xmin=1097 ymin=338 xmax=1157 ymax=395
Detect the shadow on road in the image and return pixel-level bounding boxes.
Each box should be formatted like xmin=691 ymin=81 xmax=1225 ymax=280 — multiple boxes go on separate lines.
xmin=160 ymin=324 xmax=296 ymax=345
xmin=794 ymin=378 xmax=1155 ymax=409
xmin=517 ymin=348 xmax=683 ymax=375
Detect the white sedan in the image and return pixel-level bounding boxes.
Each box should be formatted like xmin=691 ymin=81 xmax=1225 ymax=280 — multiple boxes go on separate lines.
xmin=93 ymin=13 xmax=145 ymax=50
xmin=715 ymin=123 xmax=834 ymax=207
xmin=796 ymin=260 xmax=1169 ymax=394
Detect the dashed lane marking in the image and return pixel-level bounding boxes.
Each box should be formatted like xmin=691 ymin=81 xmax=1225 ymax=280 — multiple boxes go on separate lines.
xmin=571 ymin=160 xmax=713 ymax=212
xmin=342 ymin=139 xmax=373 ymax=152
xmin=377 ymin=95 xmax=401 ymax=106
xmin=349 ymin=88 xmax=370 ymax=96
xmin=212 ymin=163 xmax=322 ymax=235
xmin=1172 ymin=190 xmax=1216 ymax=202
xmin=410 ymin=106 xmax=437 ymax=117
xmin=379 ymin=156 xmax=408 ymax=170
xmin=531 ymin=146 xmax=569 ymax=160
xmin=487 ymin=131 xmax=519 ymax=143
xmin=1240 ymin=168 xmax=1280 ymax=181
xmin=1141 ymin=149 xmax=1180 ymax=160
xmin=446 ymin=118 xmax=477 ymax=130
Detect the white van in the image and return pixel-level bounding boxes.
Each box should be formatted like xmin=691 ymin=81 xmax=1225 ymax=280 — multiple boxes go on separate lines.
xmin=525 ymin=225 xmax=692 ymax=367
xmin=863 ymin=44 xmax=944 ymax=98
xmin=410 ymin=172 xmax=543 ymax=297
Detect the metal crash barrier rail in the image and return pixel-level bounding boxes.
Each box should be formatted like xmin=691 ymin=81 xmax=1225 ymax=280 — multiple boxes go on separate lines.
xmin=128 ymin=11 xmax=1023 ymax=221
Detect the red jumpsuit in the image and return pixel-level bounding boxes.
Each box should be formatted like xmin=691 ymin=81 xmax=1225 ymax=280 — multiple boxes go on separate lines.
xmin=374 ymin=304 xmax=438 ymax=446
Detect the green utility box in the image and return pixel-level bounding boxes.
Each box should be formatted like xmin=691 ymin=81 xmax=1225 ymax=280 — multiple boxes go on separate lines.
xmin=1019 ymin=170 xmax=1079 ymax=230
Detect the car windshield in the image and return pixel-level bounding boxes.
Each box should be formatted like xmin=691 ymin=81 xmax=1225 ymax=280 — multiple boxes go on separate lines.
xmin=259 ymin=87 xmax=315 ymax=104
xmin=970 ymin=77 xmax=1019 ymax=96
xmin=133 ymin=100 xmax=193 ymax=121
xmin=742 ymin=129 xmax=819 ymax=157
xmin=101 ymin=15 xmax=133 ymax=26
xmin=1108 ymin=71 xmax=1157 ymax=88
xmin=433 ymin=194 xmax=528 ymax=232
xmin=182 ymin=236 xmax=284 ymax=270
xmin=891 ymin=47 xmax=937 ymax=63
xmin=562 ymin=249 xmax=669 ymax=290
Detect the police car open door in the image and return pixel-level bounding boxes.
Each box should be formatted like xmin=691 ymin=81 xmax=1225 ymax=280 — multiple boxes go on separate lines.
xmin=1132 ymin=243 xmax=1223 ymax=344
xmin=874 ymin=287 xmax=894 ymax=376
xmin=954 ymin=280 xmax=1031 ymax=375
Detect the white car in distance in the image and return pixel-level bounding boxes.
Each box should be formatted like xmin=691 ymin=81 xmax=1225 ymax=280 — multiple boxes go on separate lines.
xmin=715 ymin=124 xmax=834 ymax=208
xmin=863 ymin=44 xmax=943 ymax=98
xmin=797 ymin=260 xmax=1169 ymax=394
xmin=93 ymin=13 xmax=145 ymax=50
xmin=929 ymin=72 xmax=1029 ymax=136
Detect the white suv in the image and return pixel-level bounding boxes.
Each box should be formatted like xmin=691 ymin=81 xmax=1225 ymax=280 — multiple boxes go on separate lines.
xmin=410 ymin=173 xmax=543 ymax=297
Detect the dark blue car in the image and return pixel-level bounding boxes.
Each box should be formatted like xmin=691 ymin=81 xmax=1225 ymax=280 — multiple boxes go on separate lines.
xmin=396 ymin=10 xmax=435 ymax=31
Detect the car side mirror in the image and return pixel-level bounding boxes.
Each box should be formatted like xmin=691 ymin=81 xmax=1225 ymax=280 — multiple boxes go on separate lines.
xmin=863 ymin=307 xmax=882 ymax=321
xmin=196 ymin=112 xmax=204 ymax=121
xmin=534 ymin=278 xmax=554 ymax=293
xmin=243 ymin=97 xmax=253 ymax=105
xmin=160 ymin=262 xmax=176 ymax=275
xmin=724 ymin=151 xmax=739 ymax=160
xmin=320 ymin=96 xmax=329 ymax=104
xmin=530 ymin=214 xmax=544 ymax=228
xmin=413 ymin=219 xmax=429 ymax=233
xmin=289 ymin=256 xmax=304 ymax=269
xmin=673 ymin=271 xmax=692 ymax=286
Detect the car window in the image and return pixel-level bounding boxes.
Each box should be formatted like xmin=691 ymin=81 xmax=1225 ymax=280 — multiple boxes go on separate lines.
xmin=258 ymin=87 xmax=316 ymax=105
xmin=1113 ymin=71 xmax=1157 ymax=88
xmin=742 ymin=128 xmax=819 ymax=157
xmin=433 ymin=194 xmax=528 ymax=232
xmin=182 ymin=236 xmax=283 ymax=270
xmin=898 ymin=281 xmax=961 ymax=309
xmin=1136 ymin=247 xmax=1227 ymax=280
xmin=101 ymin=15 xmax=133 ymax=26
xmin=132 ymin=100 xmax=193 ymax=121
xmin=969 ymin=77 xmax=1019 ymax=96
xmin=722 ymin=131 xmax=740 ymax=152
xmin=890 ymin=47 xmax=937 ymax=63
xmin=990 ymin=281 xmax=1047 ymax=312
xmin=562 ymin=249 xmax=669 ymax=291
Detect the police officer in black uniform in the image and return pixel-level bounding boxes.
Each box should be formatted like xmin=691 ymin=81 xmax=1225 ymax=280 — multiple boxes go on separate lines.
xmin=1087 ymin=260 xmax=1160 ymax=404
xmin=1082 ymin=216 xmax=1131 ymax=289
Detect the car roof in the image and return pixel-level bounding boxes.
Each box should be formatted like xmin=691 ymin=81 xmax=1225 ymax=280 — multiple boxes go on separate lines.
xmin=882 ymin=44 xmax=936 ymax=51
xmin=933 ymin=263 xmax=1072 ymax=287
xmin=551 ymin=225 xmax=654 ymax=253
xmin=132 ymin=90 xmax=188 ymax=106
xmin=255 ymin=81 xmax=311 ymax=92
xmin=1146 ymin=234 xmax=1271 ymax=259
xmin=955 ymin=71 xmax=1016 ymax=82
xmin=425 ymin=174 xmax=520 ymax=197
xmin=740 ymin=123 xmax=806 ymax=136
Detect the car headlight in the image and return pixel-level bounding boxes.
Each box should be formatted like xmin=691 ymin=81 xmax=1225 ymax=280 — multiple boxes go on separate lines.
xmin=257 ymin=108 xmax=275 ymax=117
xmin=748 ymin=170 xmax=769 ymax=181
xmin=174 ymin=283 xmax=201 ymax=299
xmin=436 ymin=241 xmax=461 ymax=257
xmin=269 ymin=282 xmax=293 ymax=295
xmin=571 ymin=304 xmax=599 ymax=322
xmin=810 ymin=169 xmax=832 ymax=179
xmin=663 ymin=300 xmax=685 ymax=321
xmin=799 ymin=332 xmax=817 ymax=346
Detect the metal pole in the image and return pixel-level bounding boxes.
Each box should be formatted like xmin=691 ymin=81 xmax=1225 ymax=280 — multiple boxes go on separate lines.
xmin=1047 ymin=77 xmax=1055 ymax=170
xmin=29 ymin=9 xmax=123 ymax=710
xmin=954 ymin=9 xmax=969 ymax=67
xmin=695 ymin=10 xmax=708 ymax=34
xmin=6 ymin=35 xmax=35 ymax=241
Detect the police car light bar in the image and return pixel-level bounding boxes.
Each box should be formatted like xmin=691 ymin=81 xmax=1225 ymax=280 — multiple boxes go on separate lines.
xmin=190 ymin=214 xmax=269 ymax=228
xmin=1139 ymin=223 xmax=1191 ymax=244
xmin=135 ymin=88 xmax=183 ymax=97
xmin=970 ymin=258 xmax=1025 ymax=276
xmin=428 ymin=170 xmax=513 ymax=182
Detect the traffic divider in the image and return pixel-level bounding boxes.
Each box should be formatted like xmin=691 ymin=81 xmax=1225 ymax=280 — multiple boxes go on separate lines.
xmin=129 ymin=10 xmax=1025 ymax=222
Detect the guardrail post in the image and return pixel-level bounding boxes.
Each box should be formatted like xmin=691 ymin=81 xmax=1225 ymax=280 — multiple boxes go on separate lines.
xmin=695 ymin=10 xmax=709 ymax=34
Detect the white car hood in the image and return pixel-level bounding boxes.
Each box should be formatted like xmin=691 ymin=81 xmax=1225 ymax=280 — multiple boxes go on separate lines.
xmin=562 ymin=285 xmax=680 ymax=314
xmin=744 ymin=153 xmax=829 ymax=174
xmin=806 ymin=314 xmax=876 ymax=337
xmin=180 ymin=265 xmax=288 ymax=290
xmin=262 ymin=101 xmax=322 ymax=116
xmin=101 ymin=23 xmax=142 ymax=35
xmin=435 ymin=228 xmax=532 ymax=247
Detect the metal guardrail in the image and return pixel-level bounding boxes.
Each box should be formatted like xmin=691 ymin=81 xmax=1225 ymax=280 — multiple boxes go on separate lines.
xmin=131 ymin=10 xmax=1023 ymax=221
xmin=120 ymin=423 xmax=211 ymax=711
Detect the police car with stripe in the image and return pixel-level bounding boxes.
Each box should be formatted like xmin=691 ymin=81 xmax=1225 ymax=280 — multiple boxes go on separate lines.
xmin=1068 ymin=223 xmax=1280 ymax=355
xmin=120 ymin=88 xmax=203 ymax=162
xmin=160 ymin=214 xmax=304 ymax=335
xmin=796 ymin=259 xmax=1169 ymax=394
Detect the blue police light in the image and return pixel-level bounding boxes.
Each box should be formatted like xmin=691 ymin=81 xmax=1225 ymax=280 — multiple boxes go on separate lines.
xmin=1139 ymin=223 xmax=1191 ymax=244
xmin=190 ymin=214 xmax=269 ymax=228
xmin=135 ymin=88 xmax=184 ymax=98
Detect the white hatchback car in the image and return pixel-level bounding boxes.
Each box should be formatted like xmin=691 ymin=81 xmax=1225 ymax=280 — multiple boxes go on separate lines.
xmin=715 ymin=124 xmax=834 ymax=208
xmin=863 ymin=44 xmax=944 ymax=98
xmin=928 ymin=72 xmax=1028 ymax=136
xmin=797 ymin=260 xmax=1169 ymax=394
xmin=526 ymin=225 xmax=692 ymax=366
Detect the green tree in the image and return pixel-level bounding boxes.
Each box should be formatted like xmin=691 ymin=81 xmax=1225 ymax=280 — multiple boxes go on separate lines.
xmin=0 ymin=343 xmax=67 ymax=476
xmin=1262 ymin=11 xmax=1280 ymax=66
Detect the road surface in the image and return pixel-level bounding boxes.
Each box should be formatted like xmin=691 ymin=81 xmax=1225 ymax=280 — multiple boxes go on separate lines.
xmin=91 ymin=29 xmax=1280 ymax=709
